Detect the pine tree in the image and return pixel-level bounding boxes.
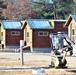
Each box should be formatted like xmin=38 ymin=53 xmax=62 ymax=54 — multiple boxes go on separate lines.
xmin=32 ymin=0 xmax=75 ymax=19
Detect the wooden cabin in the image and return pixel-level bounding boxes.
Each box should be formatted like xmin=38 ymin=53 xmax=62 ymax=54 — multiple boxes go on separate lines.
xmin=22 ymin=19 xmax=67 ymax=52
xmin=0 ymin=20 xmax=23 ymax=48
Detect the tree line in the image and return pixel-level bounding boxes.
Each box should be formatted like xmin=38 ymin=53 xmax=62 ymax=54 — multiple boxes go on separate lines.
xmin=0 ymin=0 xmax=76 ymax=20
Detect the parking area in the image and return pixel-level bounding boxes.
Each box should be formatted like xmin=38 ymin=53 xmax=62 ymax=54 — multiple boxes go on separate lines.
xmin=0 ymin=52 xmax=76 ymax=75
xmin=0 ymin=52 xmax=76 ymax=68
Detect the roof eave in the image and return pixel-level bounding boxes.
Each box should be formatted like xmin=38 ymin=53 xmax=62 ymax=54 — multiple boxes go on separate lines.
xmin=30 ymin=28 xmax=53 ymax=29
xmin=22 ymin=21 xmax=27 ymax=30
xmin=49 ymin=19 xmax=67 ymax=22
xmin=5 ymin=28 xmax=21 ymax=30
xmin=65 ymin=16 xmax=72 ymax=26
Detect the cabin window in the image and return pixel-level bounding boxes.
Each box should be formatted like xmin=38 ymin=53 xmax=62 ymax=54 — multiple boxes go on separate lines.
xmin=11 ymin=31 xmax=20 ymax=35
xmin=27 ymin=32 xmax=29 ymax=37
xmin=1 ymin=32 xmax=3 ymax=36
xmin=38 ymin=31 xmax=48 ymax=36
xmin=11 ymin=31 xmax=15 ymax=35
xmin=1 ymin=32 xmax=3 ymax=41
xmin=26 ymin=32 xmax=29 ymax=42
xmin=72 ymin=29 xmax=74 ymax=35
xmin=72 ymin=29 xmax=75 ymax=42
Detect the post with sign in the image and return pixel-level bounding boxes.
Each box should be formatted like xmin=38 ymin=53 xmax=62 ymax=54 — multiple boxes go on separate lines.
xmin=20 ymin=40 xmax=24 ymax=65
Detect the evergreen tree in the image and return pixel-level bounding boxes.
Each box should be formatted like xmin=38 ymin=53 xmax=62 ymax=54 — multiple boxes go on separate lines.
xmin=32 ymin=0 xmax=75 ymax=19
xmin=72 ymin=0 xmax=76 ymax=13
xmin=52 ymin=0 xmax=75 ymax=19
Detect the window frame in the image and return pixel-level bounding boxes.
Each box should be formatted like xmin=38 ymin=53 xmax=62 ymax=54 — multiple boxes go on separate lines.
xmin=38 ymin=31 xmax=48 ymax=36
xmin=11 ymin=31 xmax=20 ymax=36
xmin=26 ymin=32 xmax=29 ymax=42
xmin=1 ymin=32 xmax=3 ymax=36
xmin=72 ymin=29 xmax=75 ymax=42
xmin=1 ymin=32 xmax=3 ymax=41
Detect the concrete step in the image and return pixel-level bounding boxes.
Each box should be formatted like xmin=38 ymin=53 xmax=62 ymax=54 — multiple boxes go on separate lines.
xmin=0 ymin=48 xmax=15 ymax=52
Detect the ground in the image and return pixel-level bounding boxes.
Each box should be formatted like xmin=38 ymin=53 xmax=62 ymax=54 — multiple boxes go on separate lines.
xmin=0 ymin=52 xmax=76 ymax=75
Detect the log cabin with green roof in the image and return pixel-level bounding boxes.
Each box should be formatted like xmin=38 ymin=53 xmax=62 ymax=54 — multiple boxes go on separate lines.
xmin=22 ymin=19 xmax=67 ymax=52
xmin=0 ymin=20 xmax=23 ymax=48
xmin=65 ymin=14 xmax=76 ymax=43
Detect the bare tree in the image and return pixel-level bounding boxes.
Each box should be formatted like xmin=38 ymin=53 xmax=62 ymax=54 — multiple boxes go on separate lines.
xmin=3 ymin=0 xmax=39 ymax=20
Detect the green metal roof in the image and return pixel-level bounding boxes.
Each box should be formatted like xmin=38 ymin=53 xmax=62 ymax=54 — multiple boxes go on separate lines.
xmin=1 ymin=20 xmax=22 ymax=29
xmin=70 ymin=14 xmax=76 ymax=22
xmin=26 ymin=19 xmax=52 ymax=29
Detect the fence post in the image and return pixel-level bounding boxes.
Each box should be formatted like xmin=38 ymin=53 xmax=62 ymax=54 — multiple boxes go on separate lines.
xmin=20 ymin=40 xmax=24 ymax=65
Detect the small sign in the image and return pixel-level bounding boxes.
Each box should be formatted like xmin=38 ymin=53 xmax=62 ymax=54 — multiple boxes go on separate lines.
xmin=20 ymin=40 xmax=24 ymax=46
